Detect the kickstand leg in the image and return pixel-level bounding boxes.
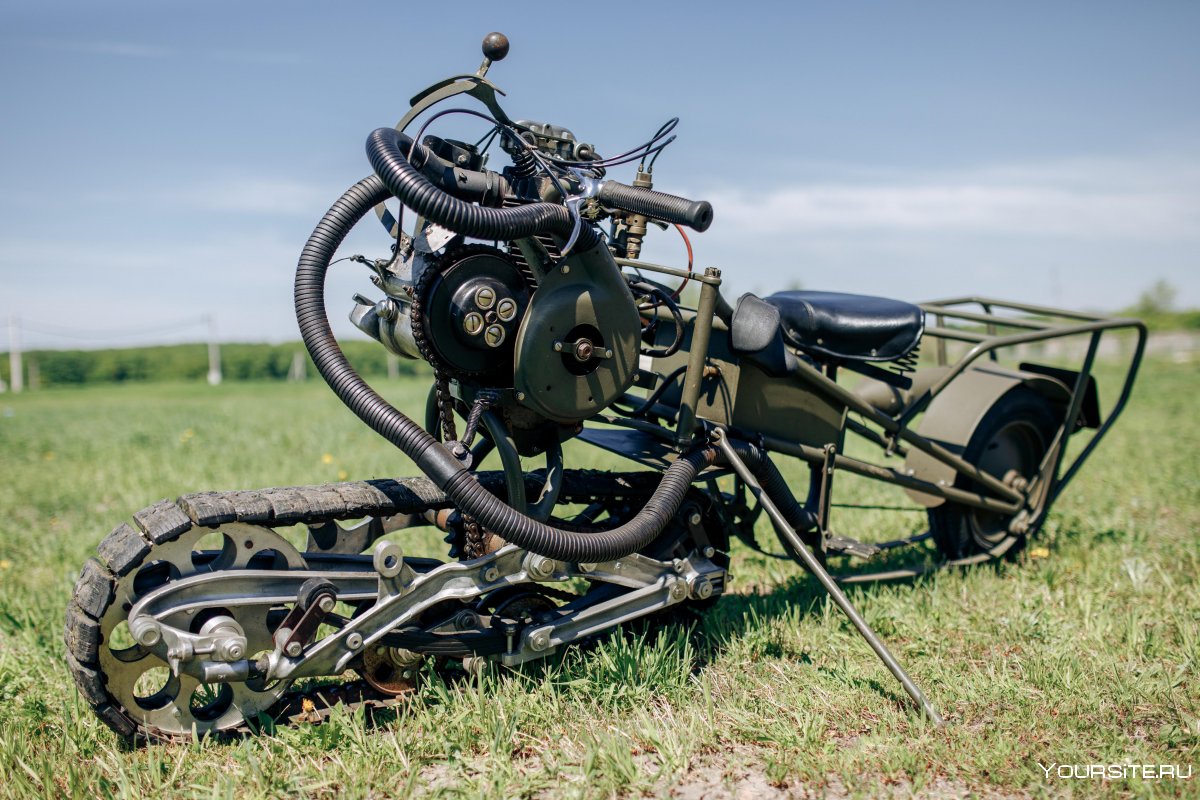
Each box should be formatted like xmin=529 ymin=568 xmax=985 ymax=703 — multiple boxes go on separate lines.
xmin=714 ymin=431 xmax=945 ymax=728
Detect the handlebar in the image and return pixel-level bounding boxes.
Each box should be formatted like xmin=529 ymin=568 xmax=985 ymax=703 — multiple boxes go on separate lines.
xmin=366 ymin=125 xmax=714 ymax=251
xmin=597 ymin=181 xmax=714 ymax=232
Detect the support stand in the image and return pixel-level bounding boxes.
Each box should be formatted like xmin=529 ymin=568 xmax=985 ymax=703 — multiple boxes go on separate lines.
xmin=713 ymin=429 xmax=945 ymax=728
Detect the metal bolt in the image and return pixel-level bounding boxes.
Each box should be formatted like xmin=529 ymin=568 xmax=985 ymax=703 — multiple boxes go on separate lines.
xmin=346 ymin=632 xmax=364 ymax=651
xmin=603 ymin=349 xmax=613 ymax=358
xmin=317 ymin=594 xmax=336 ymax=613
xmin=223 ymin=641 xmax=245 ymax=661
xmin=463 ymin=311 xmax=484 ymax=335
xmin=669 ymin=581 xmax=687 ymax=601
xmin=577 ymin=562 xmax=595 ymax=573
xmin=285 ymin=641 xmax=302 ymax=658
xmin=531 ymin=555 xmax=556 ymax=578
xmin=703 ymin=546 xmax=716 ymax=559
xmin=515 ymin=391 xmax=526 ymax=402
xmin=133 ymin=620 xmax=161 ymax=647
xmin=482 ymin=566 xmax=500 ymax=583
xmin=484 ymin=324 xmax=506 ymax=347
xmin=376 ymin=298 xmax=398 ymax=321
xmin=688 ymin=511 xmax=703 ymax=526
xmin=672 ymin=559 xmax=686 ymax=574
xmin=401 ymin=669 xmax=414 ymax=680
xmin=572 ymin=340 xmax=594 ymax=362
xmin=474 ymin=286 xmax=496 ymax=309
xmin=529 ymin=630 xmax=551 ymax=651
xmin=560 ymin=264 xmax=570 ymax=274
xmin=553 ymin=341 xmax=564 ymax=352
xmin=496 ymin=298 xmax=517 ymax=321
xmin=692 ymin=578 xmax=714 ymax=600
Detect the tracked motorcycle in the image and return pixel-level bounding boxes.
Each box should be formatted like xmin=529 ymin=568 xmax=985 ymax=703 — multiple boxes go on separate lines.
xmin=65 ymin=33 xmax=1145 ymax=741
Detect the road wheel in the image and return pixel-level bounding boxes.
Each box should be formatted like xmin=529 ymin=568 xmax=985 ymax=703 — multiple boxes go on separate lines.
xmin=928 ymin=388 xmax=1060 ymax=560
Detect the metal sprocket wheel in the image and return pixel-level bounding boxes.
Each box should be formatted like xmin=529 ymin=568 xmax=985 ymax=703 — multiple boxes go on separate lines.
xmin=97 ymin=523 xmax=305 ymax=738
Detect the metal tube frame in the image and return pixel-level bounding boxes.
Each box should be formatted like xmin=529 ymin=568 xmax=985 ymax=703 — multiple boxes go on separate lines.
xmin=609 ymin=257 xmax=1145 ymax=571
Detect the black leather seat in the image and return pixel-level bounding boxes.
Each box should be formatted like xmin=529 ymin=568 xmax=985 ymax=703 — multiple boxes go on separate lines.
xmin=762 ymin=291 xmax=924 ymax=362
xmin=724 ymin=289 xmax=921 ymax=364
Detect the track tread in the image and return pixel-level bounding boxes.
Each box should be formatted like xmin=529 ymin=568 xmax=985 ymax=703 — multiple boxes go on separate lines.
xmin=65 ymin=650 xmax=108 ymax=706
xmin=266 ymin=486 xmax=343 ymax=524
xmin=96 ymin=522 xmax=151 ymax=577
xmin=132 ymin=499 xmax=193 ymax=545
xmin=330 ymin=481 xmax=390 ymax=514
xmin=64 ymin=602 xmax=101 ymax=664
xmin=178 ymin=492 xmax=238 ymax=526
xmin=222 ymin=490 xmax=273 ymax=523
xmin=70 ymin=558 xmax=115 ymax=620
xmin=92 ymin=703 xmax=138 ymax=738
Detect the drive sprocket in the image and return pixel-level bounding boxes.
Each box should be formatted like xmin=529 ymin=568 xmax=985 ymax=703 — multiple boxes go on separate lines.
xmin=69 ymin=521 xmax=305 ymax=740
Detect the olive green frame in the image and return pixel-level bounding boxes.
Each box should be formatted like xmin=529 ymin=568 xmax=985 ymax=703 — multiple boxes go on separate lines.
xmin=599 ymin=259 xmax=1146 ymax=558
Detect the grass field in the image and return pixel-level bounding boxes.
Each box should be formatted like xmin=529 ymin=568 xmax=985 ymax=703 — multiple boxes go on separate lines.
xmin=0 ymin=358 xmax=1196 ymax=798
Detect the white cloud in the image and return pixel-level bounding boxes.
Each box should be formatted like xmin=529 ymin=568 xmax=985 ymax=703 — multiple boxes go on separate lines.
xmin=702 ymin=155 xmax=1200 ymax=240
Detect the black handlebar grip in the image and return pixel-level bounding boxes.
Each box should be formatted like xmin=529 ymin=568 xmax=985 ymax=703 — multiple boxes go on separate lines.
xmin=597 ymin=181 xmax=714 ymax=232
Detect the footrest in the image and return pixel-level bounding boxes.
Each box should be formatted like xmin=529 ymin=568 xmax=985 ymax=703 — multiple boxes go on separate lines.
xmin=825 ymin=535 xmax=881 ymax=559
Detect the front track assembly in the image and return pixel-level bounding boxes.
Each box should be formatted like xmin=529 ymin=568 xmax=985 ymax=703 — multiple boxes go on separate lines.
xmin=64 ymin=471 xmax=727 ymax=742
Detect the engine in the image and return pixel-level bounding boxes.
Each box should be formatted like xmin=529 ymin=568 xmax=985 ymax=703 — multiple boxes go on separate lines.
xmin=350 ymin=233 xmax=640 ymax=431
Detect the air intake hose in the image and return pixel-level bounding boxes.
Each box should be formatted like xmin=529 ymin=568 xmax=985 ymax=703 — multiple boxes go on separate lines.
xmin=295 ymin=174 xmax=710 ymax=563
xmin=365 ymin=127 xmax=600 ymax=251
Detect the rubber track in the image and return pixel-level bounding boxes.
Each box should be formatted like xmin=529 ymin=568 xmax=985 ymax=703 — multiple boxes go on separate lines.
xmin=64 ymin=470 xmax=659 ymax=742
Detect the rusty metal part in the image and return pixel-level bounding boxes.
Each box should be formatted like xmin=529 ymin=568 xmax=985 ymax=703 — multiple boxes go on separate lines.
xmin=359 ymin=645 xmax=423 ymax=696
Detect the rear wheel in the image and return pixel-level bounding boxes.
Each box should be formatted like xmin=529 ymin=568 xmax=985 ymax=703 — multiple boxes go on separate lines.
xmin=928 ymin=388 xmax=1061 ymax=560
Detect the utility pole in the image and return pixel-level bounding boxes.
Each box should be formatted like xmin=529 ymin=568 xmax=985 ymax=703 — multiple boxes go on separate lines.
xmin=289 ymin=351 xmax=307 ymax=381
xmin=8 ymin=316 xmax=22 ymax=394
xmin=205 ymin=314 xmax=222 ymax=386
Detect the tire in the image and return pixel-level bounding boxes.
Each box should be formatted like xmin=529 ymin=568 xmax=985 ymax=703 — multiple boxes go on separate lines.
xmin=928 ymin=388 xmax=1061 ymax=560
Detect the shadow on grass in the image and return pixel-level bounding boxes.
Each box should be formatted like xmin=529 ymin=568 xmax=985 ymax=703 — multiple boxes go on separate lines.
xmin=147 ymin=539 xmax=1028 ymax=748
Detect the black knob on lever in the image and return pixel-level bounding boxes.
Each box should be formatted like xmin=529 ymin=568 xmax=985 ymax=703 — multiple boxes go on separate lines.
xmin=482 ymin=32 xmax=510 ymax=62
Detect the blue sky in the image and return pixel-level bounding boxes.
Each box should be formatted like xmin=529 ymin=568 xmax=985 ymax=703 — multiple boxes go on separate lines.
xmin=2 ymin=1 xmax=1197 ymax=347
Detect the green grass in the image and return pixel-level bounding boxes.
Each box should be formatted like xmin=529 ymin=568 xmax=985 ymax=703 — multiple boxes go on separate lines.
xmin=0 ymin=360 xmax=1196 ymax=798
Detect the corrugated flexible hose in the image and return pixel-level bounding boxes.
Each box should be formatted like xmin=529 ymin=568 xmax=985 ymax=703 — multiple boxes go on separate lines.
xmin=295 ymin=172 xmax=711 ymax=563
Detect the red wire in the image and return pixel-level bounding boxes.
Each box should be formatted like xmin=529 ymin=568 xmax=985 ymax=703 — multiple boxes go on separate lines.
xmin=671 ymin=223 xmax=693 ymax=300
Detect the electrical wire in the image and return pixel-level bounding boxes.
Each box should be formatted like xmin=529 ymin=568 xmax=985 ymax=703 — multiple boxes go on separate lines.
xmin=615 ymin=364 xmax=687 ymax=418
xmin=671 ymin=223 xmax=693 ymax=300
xmin=541 ymin=117 xmax=679 ymax=170
xmin=641 ymin=118 xmax=679 ymax=172
xmin=405 ymin=107 xmax=573 ymax=204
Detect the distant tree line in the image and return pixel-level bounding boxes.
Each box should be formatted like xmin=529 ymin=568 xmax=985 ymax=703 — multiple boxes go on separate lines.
xmin=0 ymin=341 xmax=427 ymax=388
xmin=1124 ymin=279 xmax=1200 ymax=332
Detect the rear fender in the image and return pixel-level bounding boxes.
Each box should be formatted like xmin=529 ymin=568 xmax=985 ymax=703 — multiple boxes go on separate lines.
xmin=902 ymin=364 xmax=1070 ymax=507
